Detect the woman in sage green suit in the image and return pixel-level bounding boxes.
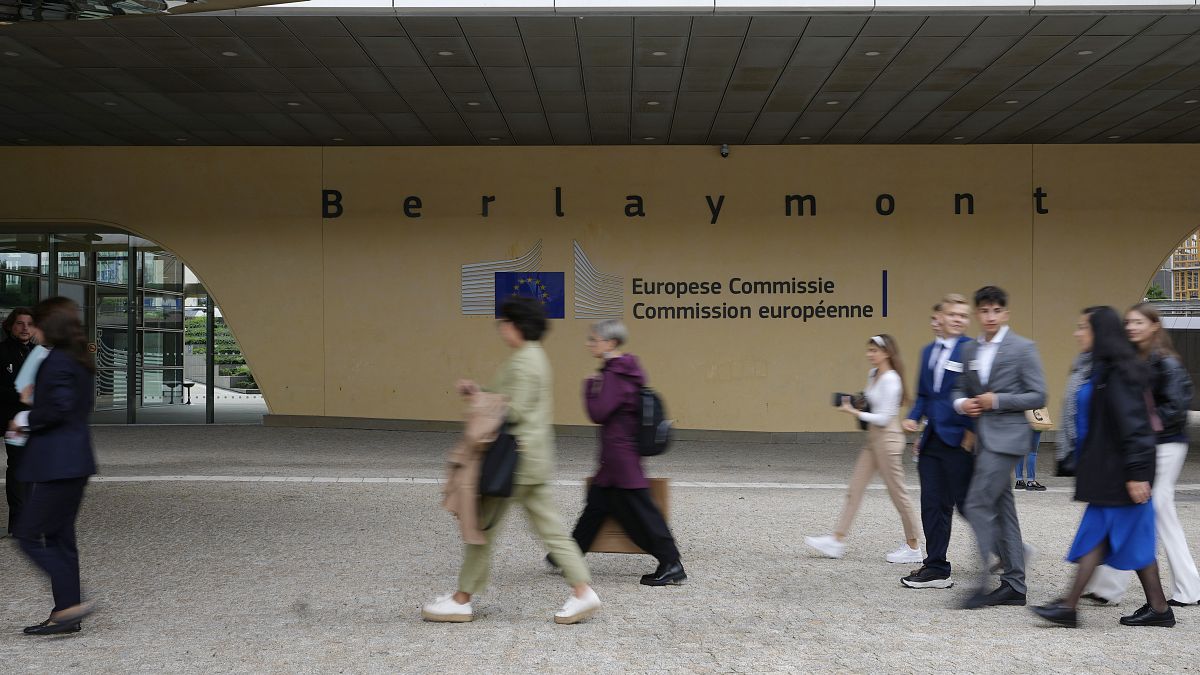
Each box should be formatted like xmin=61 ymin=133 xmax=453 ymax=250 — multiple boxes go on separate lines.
xmin=423 ymin=297 xmax=601 ymax=625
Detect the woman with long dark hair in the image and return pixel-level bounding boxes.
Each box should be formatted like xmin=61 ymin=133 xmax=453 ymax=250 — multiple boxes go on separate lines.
xmin=805 ymin=334 xmax=922 ymax=564
xmin=9 ymin=297 xmax=97 ymax=635
xmin=1032 ymin=306 xmax=1174 ymax=628
xmin=1084 ymin=302 xmax=1200 ymax=607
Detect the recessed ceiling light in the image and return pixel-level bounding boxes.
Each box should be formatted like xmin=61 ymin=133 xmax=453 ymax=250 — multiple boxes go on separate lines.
xmin=953 ymin=136 xmax=965 ymax=140
xmin=331 ymin=137 xmax=344 ymax=142
xmin=1005 ymin=100 xmax=1019 ymax=104
xmin=825 ymin=100 xmax=840 ymax=105
xmin=466 ymin=101 xmax=481 ymax=107
xmin=1108 ymin=135 xmax=1122 ymax=139
xmin=1186 ymin=99 xmax=1199 ymax=104
xmin=642 ymin=136 xmax=656 ymax=140
xmin=437 ymin=51 xmax=455 ymax=56
xmin=651 ymin=51 xmax=667 ymax=57
xmin=864 ymin=51 xmax=880 ymax=57
xmin=286 ymin=102 xmax=301 ymax=107
xmin=3 ymin=51 xmax=20 ymax=57
xmin=1077 ymin=50 xmax=1094 ymax=55
xmin=221 ymin=51 xmax=239 ymax=57
xmin=16 ymin=138 xmax=29 ymax=142
xmin=488 ymin=137 xmax=502 ymax=141
xmin=647 ymin=101 xmax=660 ymax=106
xmin=103 ymin=101 xmax=117 ymax=107
xmin=799 ymin=136 xmax=812 ymax=140
xmin=175 ymin=137 xmax=188 ymax=142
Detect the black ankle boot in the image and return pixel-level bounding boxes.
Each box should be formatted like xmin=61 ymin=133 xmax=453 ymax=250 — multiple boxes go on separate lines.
xmin=640 ymin=560 xmax=687 ymax=586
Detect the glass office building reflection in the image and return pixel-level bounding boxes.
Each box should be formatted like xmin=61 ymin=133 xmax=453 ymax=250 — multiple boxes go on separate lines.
xmin=0 ymin=229 xmax=185 ymax=416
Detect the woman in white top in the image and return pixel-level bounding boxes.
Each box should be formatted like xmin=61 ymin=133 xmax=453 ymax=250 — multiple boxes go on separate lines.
xmin=805 ymin=334 xmax=922 ymax=564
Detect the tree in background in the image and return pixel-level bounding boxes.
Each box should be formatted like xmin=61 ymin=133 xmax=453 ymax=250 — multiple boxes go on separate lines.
xmin=1146 ymin=284 xmax=1168 ymax=301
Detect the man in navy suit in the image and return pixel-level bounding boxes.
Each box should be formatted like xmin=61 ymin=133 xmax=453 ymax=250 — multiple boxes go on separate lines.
xmin=900 ymin=294 xmax=975 ymax=589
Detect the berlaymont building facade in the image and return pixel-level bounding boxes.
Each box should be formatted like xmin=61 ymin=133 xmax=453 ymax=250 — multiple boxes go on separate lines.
xmin=2 ymin=1 xmax=1200 ymax=434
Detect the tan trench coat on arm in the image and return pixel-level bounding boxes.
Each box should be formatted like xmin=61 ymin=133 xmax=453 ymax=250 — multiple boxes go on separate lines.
xmin=441 ymin=392 xmax=507 ymax=546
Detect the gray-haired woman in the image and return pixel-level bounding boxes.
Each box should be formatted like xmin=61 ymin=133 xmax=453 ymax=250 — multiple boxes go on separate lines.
xmin=553 ymin=319 xmax=685 ymax=586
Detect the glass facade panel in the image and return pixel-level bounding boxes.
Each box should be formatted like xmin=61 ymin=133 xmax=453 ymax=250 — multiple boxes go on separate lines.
xmin=96 ymin=250 xmax=130 ymax=286
xmin=142 ymin=369 xmax=184 ymax=406
xmin=0 ymin=234 xmax=45 ymax=274
xmin=0 ymin=274 xmax=39 ymax=313
xmin=97 ymin=328 xmax=129 ymax=370
xmin=141 ymin=293 xmax=184 ymax=329
xmin=96 ymin=286 xmax=130 ymax=327
xmin=141 ymin=248 xmax=184 ymax=293
xmin=95 ymin=369 xmax=127 ymax=411
xmin=54 ymin=234 xmax=94 ymax=280
xmin=141 ymin=331 xmax=183 ymax=367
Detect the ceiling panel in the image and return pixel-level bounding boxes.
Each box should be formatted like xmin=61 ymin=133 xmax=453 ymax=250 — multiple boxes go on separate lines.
xmin=2 ymin=11 xmax=1199 ymax=147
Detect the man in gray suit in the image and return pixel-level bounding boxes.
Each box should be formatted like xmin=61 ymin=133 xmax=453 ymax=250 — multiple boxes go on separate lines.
xmin=953 ymin=286 xmax=1046 ymax=608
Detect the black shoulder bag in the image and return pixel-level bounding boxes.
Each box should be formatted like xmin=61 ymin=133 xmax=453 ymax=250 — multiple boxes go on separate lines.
xmin=479 ymin=422 xmax=518 ymax=498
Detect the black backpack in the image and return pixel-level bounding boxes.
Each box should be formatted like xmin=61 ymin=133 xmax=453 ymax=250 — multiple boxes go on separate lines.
xmin=636 ymin=387 xmax=672 ymax=456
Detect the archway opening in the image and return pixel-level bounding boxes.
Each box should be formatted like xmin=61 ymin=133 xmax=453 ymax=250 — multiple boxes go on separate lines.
xmin=0 ymin=227 xmax=266 ymax=424
xmin=1144 ymin=228 xmax=1200 ymax=411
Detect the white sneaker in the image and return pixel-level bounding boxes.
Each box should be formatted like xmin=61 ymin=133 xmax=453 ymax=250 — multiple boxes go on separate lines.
xmin=421 ymin=593 xmax=473 ymax=623
xmin=804 ymin=535 xmax=847 ymax=559
xmin=885 ymin=544 xmax=923 ymax=564
xmin=554 ymin=587 xmax=601 ymax=625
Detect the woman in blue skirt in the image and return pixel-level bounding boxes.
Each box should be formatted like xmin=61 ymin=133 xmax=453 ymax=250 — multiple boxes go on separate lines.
xmin=1031 ymin=306 xmax=1175 ymax=628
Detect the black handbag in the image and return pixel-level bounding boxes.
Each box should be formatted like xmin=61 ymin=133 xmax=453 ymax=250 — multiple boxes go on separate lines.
xmin=479 ymin=422 xmax=518 ymax=498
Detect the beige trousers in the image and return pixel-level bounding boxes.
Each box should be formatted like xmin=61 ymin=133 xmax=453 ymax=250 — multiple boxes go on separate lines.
xmin=834 ymin=422 xmax=920 ymax=542
xmin=458 ymin=483 xmax=591 ymax=595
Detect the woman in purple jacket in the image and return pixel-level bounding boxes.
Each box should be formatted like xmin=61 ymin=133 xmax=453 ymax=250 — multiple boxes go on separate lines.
xmin=557 ymin=319 xmax=685 ymax=586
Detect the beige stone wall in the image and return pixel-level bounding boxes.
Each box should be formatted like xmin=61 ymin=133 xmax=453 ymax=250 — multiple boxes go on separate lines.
xmin=0 ymin=144 xmax=1195 ymax=432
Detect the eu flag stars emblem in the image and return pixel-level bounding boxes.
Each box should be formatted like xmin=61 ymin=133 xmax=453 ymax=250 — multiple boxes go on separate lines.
xmin=494 ymin=272 xmax=565 ymax=319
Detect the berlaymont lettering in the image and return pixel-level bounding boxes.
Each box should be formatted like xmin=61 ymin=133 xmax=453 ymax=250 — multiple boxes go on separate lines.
xmin=320 ymin=186 xmax=1053 ymax=221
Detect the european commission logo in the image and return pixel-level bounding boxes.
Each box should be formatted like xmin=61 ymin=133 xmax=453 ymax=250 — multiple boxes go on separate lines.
xmin=494 ymin=271 xmax=565 ymax=319
xmin=460 ymin=240 xmax=622 ymax=319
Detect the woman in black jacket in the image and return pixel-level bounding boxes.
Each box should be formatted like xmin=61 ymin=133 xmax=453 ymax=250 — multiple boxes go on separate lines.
xmin=1084 ymin=302 xmax=1200 ymax=606
xmin=1032 ymin=306 xmax=1174 ymax=628
xmin=9 ymin=297 xmax=97 ymax=635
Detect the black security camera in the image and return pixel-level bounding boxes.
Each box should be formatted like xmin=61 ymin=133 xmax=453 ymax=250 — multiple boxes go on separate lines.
xmin=720 ymin=143 xmax=729 ymax=158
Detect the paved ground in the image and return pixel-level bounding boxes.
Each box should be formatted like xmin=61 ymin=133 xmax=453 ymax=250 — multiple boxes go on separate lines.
xmin=2 ymin=427 xmax=1199 ymax=673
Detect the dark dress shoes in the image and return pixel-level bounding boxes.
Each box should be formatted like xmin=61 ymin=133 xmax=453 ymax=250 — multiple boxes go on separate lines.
xmin=23 ymin=619 xmax=83 ymax=635
xmin=1031 ymin=602 xmax=1078 ymax=627
xmin=640 ymin=561 xmax=687 ymax=587
xmin=1120 ymin=604 xmax=1176 ymax=627
xmin=1167 ymin=599 xmax=1198 ymax=608
xmin=962 ymin=582 xmax=1027 ymax=609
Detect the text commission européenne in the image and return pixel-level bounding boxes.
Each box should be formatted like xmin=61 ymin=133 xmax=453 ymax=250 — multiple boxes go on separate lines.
xmin=629 ymin=277 xmax=876 ymax=321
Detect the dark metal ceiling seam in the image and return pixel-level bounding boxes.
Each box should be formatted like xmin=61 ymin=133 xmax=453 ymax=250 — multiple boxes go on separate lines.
xmin=653 ymin=15 xmax=691 ymax=146
xmin=964 ymin=25 xmax=1177 ymax=143
xmin=777 ymin=18 xmax=866 ymax=145
xmin=573 ymin=16 xmax=595 ymax=145
xmin=332 ymin=15 xmax=426 ymax=145
xmin=701 ymin=18 xmax=751 ymax=145
xmin=5 ymin=21 xmax=157 ymax=145
xmin=884 ymin=16 xmax=1049 ymax=144
xmin=828 ymin=16 xmax=929 ymax=144
xmin=512 ymin=15 xmax=556 ymax=144
xmin=739 ymin=19 xmax=808 ymax=145
xmin=453 ymin=15 xmax=514 ymax=144
xmin=1041 ymin=33 xmax=1195 ymax=143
